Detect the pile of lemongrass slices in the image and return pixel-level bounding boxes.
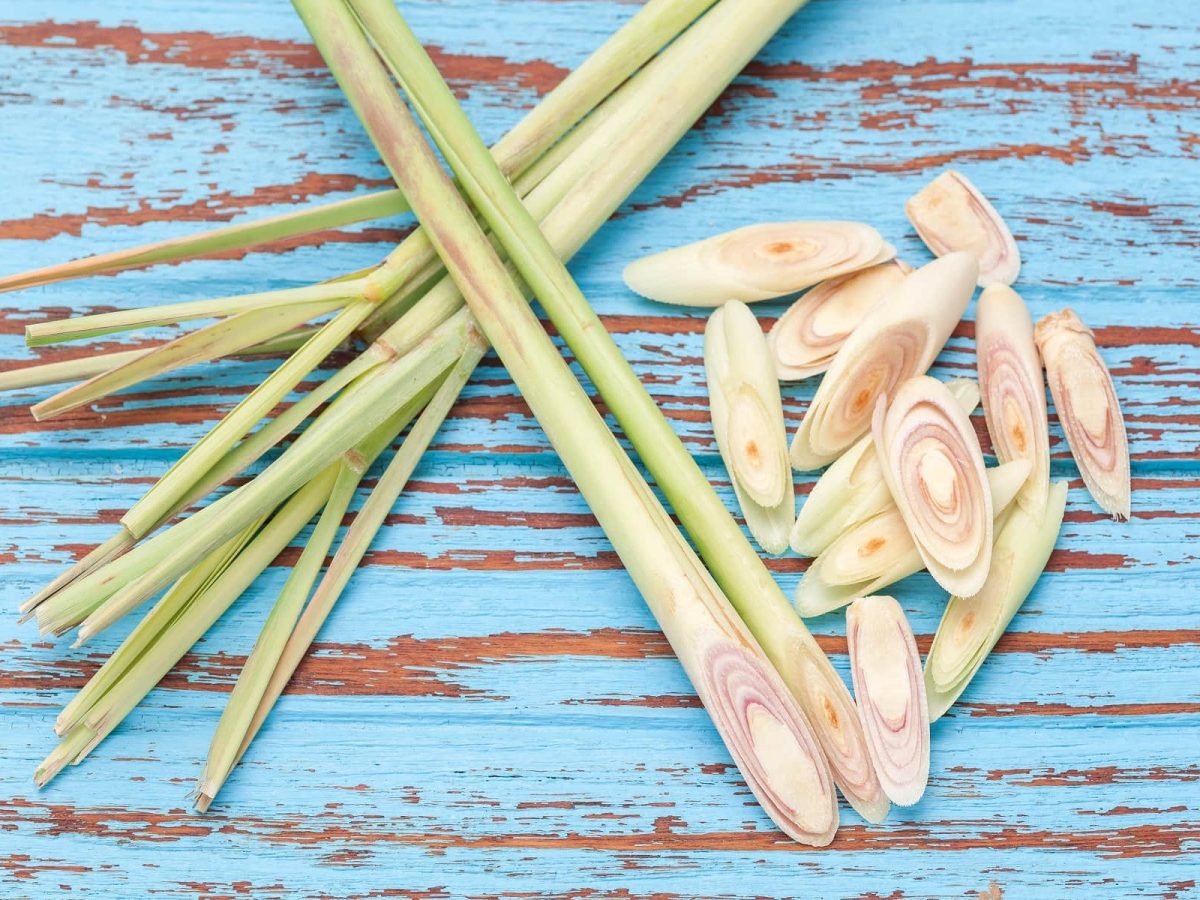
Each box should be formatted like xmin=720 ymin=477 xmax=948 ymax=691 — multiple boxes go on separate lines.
xmin=626 ymin=168 xmax=1131 ymax=805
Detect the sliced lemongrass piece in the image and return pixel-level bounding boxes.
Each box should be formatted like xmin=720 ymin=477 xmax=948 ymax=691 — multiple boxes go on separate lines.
xmin=905 ymin=169 xmax=1019 ymax=287
xmin=795 ymin=459 xmax=1030 ymax=618
xmin=977 ymin=284 xmax=1051 ymax=515
xmin=790 ymin=252 xmax=979 ymax=471
xmin=622 ymin=221 xmax=892 ymax=306
xmin=769 ymin=260 xmax=911 ymax=381
xmin=846 ymin=596 xmax=929 ymax=806
xmin=1035 ymin=308 xmax=1130 ymax=521
xmin=790 ymin=376 xmax=980 ymax=557
xmin=926 ymin=480 xmax=1066 ymax=721
xmin=872 ymin=374 xmax=993 ymax=597
xmin=705 ymin=301 xmax=793 ymax=553
xmin=314 ymin=0 xmax=838 ymax=844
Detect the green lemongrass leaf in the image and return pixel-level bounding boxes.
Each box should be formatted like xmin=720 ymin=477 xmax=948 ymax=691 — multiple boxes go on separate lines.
xmin=317 ymin=0 xmax=840 ymax=844
xmin=197 ymin=336 xmax=487 ymax=811
xmin=925 ymin=480 xmax=1067 ymax=721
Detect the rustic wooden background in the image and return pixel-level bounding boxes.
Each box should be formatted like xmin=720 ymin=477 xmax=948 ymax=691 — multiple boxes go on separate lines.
xmin=1 ymin=1 xmax=1196 ymax=896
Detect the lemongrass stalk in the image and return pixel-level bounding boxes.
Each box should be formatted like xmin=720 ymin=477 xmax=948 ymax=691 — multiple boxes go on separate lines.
xmin=33 ymin=314 xmax=470 ymax=638
xmin=905 ymin=170 xmax=1020 ymax=287
xmin=790 ymin=377 xmax=980 ymax=558
xmin=925 ymin=480 xmax=1066 ymax=721
xmin=623 ymin=222 xmax=893 ymax=306
xmin=304 ymin=0 xmax=838 ymax=844
xmin=197 ymin=335 xmax=488 ymax=811
xmin=795 ymin=459 xmax=1032 ymax=618
xmin=704 ymin=300 xmax=793 ymax=554
xmin=1035 ymin=308 xmax=1130 ymax=521
xmin=845 ymin=596 xmax=929 ymax=807
xmin=790 ymin=252 xmax=979 ymax=471
xmin=19 ymin=532 xmax=134 ymax=620
xmin=872 ymin=375 xmax=993 ymax=597
xmin=347 ymin=0 xmax=889 ymax=826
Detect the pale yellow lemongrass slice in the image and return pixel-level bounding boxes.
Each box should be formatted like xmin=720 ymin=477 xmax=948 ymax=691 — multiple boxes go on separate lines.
xmin=925 ymin=480 xmax=1066 ymax=721
xmin=795 ymin=459 xmax=1030 ymax=618
xmin=789 ymin=252 xmax=979 ymax=471
xmin=769 ymin=260 xmax=912 ymax=381
xmin=871 ymin=374 xmax=993 ymax=597
xmin=623 ymin=221 xmax=892 ymax=306
xmin=1034 ymin=308 xmax=1131 ymax=520
xmin=976 ymin=284 xmax=1051 ymax=515
xmin=705 ymin=301 xmax=793 ymax=553
xmin=905 ymin=170 xmax=1020 ymax=287
xmin=846 ymin=596 xmax=929 ymax=806
xmin=790 ymin=376 xmax=980 ymax=557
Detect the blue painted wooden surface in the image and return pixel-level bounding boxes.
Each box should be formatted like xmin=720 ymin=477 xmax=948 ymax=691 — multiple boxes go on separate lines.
xmin=0 ymin=0 xmax=1197 ymax=896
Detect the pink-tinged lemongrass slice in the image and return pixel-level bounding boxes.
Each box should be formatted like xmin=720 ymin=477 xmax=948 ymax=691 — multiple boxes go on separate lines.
xmin=1035 ymin=309 xmax=1131 ymax=521
xmin=789 ymin=252 xmax=978 ymax=471
xmin=795 ymin=458 xmax=1030 ymax=618
xmin=622 ymin=221 xmax=892 ymax=306
xmin=769 ymin=260 xmax=912 ymax=381
xmin=846 ymin=596 xmax=929 ymax=806
xmin=925 ymin=480 xmax=1066 ymax=721
xmin=872 ymin=375 xmax=993 ymax=597
xmin=976 ymin=285 xmax=1051 ymax=515
xmin=905 ymin=170 xmax=1020 ymax=287
xmin=705 ymin=301 xmax=793 ymax=553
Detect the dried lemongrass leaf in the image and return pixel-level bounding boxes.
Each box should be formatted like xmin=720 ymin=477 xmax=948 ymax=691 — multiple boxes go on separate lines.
xmin=623 ymin=221 xmax=892 ymax=306
xmin=1035 ymin=308 xmax=1130 ymax=520
xmin=769 ymin=260 xmax=912 ymax=381
xmin=872 ymin=375 xmax=993 ymax=597
xmin=790 ymin=376 xmax=980 ymax=557
xmin=706 ymin=301 xmax=793 ymax=553
xmin=789 ymin=252 xmax=978 ymax=471
xmin=905 ymin=169 xmax=1020 ymax=287
xmin=977 ymin=284 xmax=1051 ymax=515
xmin=795 ymin=459 xmax=1031 ymax=618
xmin=925 ymin=480 xmax=1066 ymax=721
xmin=846 ymin=596 xmax=929 ymax=806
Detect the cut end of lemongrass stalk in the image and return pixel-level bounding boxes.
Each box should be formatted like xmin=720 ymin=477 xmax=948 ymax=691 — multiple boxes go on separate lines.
xmin=34 ymin=725 xmax=93 ymax=789
xmin=19 ymin=530 xmax=135 ymax=618
xmin=623 ymin=221 xmax=893 ymax=307
xmin=846 ymin=595 xmax=929 ymax=807
xmin=705 ymin=301 xmax=793 ymax=554
xmin=872 ymin=375 xmax=993 ymax=598
xmin=789 ymin=252 xmax=979 ymax=471
xmin=1035 ymin=308 xmax=1131 ymax=521
xmin=905 ymin=169 xmax=1020 ymax=287
xmin=976 ymin=284 xmax=1051 ymax=515
xmin=925 ymin=480 xmax=1066 ymax=722
xmin=769 ymin=259 xmax=911 ymax=381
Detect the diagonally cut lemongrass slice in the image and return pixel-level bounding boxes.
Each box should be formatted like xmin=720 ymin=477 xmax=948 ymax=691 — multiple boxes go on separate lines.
xmin=622 ymin=221 xmax=893 ymax=306
xmin=905 ymin=169 xmax=1020 ymax=287
xmin=705 ymin=301 xmax=793 ymax=553
xmin=790 ymin=376 xmax=981 ymax=557
xmin=769 ymin=260 xmax=911 ymax=381
xmin=795 ymin=459 xmax=1031 ymax=618
xmin=1035 ymin=308 xmax=1131 ymax=521
xmin=872 ymin=374 xmax=993 ymax=597
xmin=977 ymin=284 xmax=1051 ymax=515
xmin=846 ymin=595 xmax=929 ymax=806
xmin=789 ymin=252 xmax=978 ymax=471
xmin=925 ymin=480 xmax=1066 ymax=721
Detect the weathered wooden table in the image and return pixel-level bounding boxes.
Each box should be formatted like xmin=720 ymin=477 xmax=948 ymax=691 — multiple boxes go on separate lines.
xmin=1 ymin=1 xmax=1196 ymax=896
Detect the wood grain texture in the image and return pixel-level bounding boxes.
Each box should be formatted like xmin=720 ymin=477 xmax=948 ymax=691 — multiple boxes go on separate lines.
xmin=1 ymin=0 xmax=1198 ymax=896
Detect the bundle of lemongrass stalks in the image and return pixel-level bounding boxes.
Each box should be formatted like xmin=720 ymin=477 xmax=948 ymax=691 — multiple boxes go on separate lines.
xmin=627 ymin=169 xmax=1131 ymax=803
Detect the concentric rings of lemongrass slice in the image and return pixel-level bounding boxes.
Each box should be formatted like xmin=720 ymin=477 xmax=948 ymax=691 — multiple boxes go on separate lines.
xmin=1035 ymin=308 xmax=1131 ymax=521
xmin=872 ymin=375 xmax=993 ymax=597
xmin=905 ymin=169 xmax=1020 ymax=287
xmin=846 ymin=596 xmax=929 ymax=807
xmin=622 ymin=220 xmax=893 ymax=306
xmin=769 ymin=259 xmax=911 ymax=381
xmin=976 ymin=284 xmax=1051 ymax=515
